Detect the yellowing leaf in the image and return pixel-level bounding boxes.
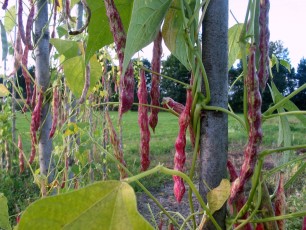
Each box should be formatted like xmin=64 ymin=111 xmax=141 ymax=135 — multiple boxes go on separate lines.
xmin=17 ymin=181 xmax=153 ymax=230
xmin=207 ymin=179 xmax=230 ymax=214
xmin=0 ymin=84 xmax=10 ymax=97
xmin=64 ymin=122 xmax=79 ymax=136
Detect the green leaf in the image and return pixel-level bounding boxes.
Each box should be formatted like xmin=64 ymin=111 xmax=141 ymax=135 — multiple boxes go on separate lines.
xmin=279 ymin=59 xmax=291 ymax=73
xmin=50 ymin=38 xmax=80 ymax=60
xmin=123 ymin=0 xmax=172 ymax=74
xmin=162 ymin=0 xmax=190 ymax=70
xmin=89 ymin=55 xmax=102 ymax=93
xmin=4 ymin=6 xmax=16 ymax=33
xmin=228 ymin=23 xmax=243 ymax=69
xmin=0 ymin=193 xmax=11 ymax=230
xmin=85 ymin=0 xmax=133 ymax=63
xmin=63 ymin=55 xmax=101 ymax=98
xmin=270 ymin=82 xmax=306 ymax=126
xmin=271 ymin=54 xmax=279 ymax=73
xmin=270 ymin=83 xmax=292 ymax=165
xmin=0 ymin=20 xmax=8 ymax=60
xmin=207 ymin=179 xmax=230 ymax=214
xmin=56 ymin=26 xmax=68 ymax=38
xmin=0 ymin=84 xmax=10 ymax=97
xmin=17 ymin=181 xmax=153 ymax=230
xmin=63 ymin=56 xmax=85 ymax=97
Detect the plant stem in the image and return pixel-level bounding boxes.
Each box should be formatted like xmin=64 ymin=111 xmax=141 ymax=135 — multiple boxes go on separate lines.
xmin=141 ymin=66 xmax=190 ymax=88
xmin=263 ymin=111 xmax=306 ymax=120
xmin=238 ymin=211 xmax=306 ymax=223
xmin=259 ymin=144 xmax=306 ymax=158
xmin=202 ymin=104 xmax=246 ymax=130
xmin=188 ymin=121 xmax=201 ymax=228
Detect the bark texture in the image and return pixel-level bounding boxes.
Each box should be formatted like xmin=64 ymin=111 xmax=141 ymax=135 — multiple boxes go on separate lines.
xmin=35 ymin=0 xmax=54 ymax=185
xmin=200 ymin=1 xmax=228 ymax=229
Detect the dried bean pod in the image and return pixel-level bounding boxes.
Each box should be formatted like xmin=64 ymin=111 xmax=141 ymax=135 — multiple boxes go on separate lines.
xmin=227 ymin=160 xmax=252 ymax=230
xmin=258 ymin=0 xmax=270 ymax=90
xmin=274 ymin=172 xmax=286 ymax=230
xmin=18 ymin=135 xmax=25 ymax=174
xmin=29 ymin=121 xmax=37 ymax=164
xmin=104 ymin=0 xmax=134 ymax=116
xmin=230 ymin=45 xmax=262 ymax=203
xmin=162 ymin=97 xmax=195 ymax=148
xmin=29 ymin=91 xmax=43 ymax=164
xmin=18 ymin=0 xmax=26 ymax=45
xmin=149 ymin=31 xmax=162 ymax=132
xmin=2 ymin=0 xmax=8 ymax=10
xmin=173 ymin=89 xmax=192 ymax=202
xmin=25 ymin=3 xmax=34 ymax=50
xmin=11 ymin=31 xmax=23 ymax=77
xmin=31 ymin=85 xmax=36 ymax=109
xmin=255 ymin=223 xmax=264 ymax=230
xmin=21 ymin=46 xmax=32 ymax=111
xmin=105 ymin=111 xmax=127 ymax=179
xmin=137 ymin=69 xmax=150 ymax=171
xmin=162 ymin=97 xmax=184 ymax=114
xmin=49 ymin=85 xmax=59 ymax=138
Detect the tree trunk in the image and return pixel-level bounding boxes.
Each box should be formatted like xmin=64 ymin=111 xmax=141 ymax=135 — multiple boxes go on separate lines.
xmin=200 ymin=1 xmax=228 ymax=229
xmin=35 ymin=0 xmax=54 ymax=186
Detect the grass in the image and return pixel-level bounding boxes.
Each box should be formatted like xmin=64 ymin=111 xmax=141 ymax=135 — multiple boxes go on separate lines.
xmin=9 ymin=109 xmax=306 ymax=228
xmin=14 ymin=110 xmax=305 ymax=186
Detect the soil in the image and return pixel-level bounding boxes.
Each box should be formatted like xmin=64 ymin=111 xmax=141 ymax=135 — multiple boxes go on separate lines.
xmin=136 ymin=150 xmax=277 ymax=229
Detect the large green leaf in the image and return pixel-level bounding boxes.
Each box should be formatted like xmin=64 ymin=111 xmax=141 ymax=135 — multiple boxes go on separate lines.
xmin=270 ymin=83 xmax=292 ymax=165
xmin=228 ymin=23 xmax=243 ymax=69
xmin=89 ymin=54 xmax=102 ymax=92
xmin=123 ymin=0 xmax=172 ymax=74
xmin=4 ymin=6 xmax=16 ymax=32
xmin=17 ymin=181 xmax=153 ymax=230
xmin=63 ymin=55 xmax=101 ymax=98
xmin=85 ymin=0 xmax=133 ymax=63
xmin=63 ymin=56 xmax=85 ymax=97
xmin=162 ymin=0 xmax=190 ymax=70
xmin=0 ymin=193 xmax=11 ymax=230
xmin=270 ymin=82 xmax=306 ymax=126
xmin=50 ymin=39 xmax=80 ymax=60
xmin=0 ymin=20 xmax=8 ymax=61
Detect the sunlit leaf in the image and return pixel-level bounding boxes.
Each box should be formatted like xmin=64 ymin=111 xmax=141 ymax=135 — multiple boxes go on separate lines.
xmin=4 ymin=6 xmax=16 ymax=32
xmin=271 ymin=54 xmax=279 ymax=73
xmin=17 ymin=181 xmax=153 ymax=230
xmin=50 ymin=39 xmax=80 ymax=60
xmin=0 ymin=84 xmax=10 ymax=97
xmin=64 ymin=122 xmax=79 ymax=136
xmin=63 ymin=56 xmax=85 ymax=97
xmin=86 ymin=0 xmax=133 ymax=63
xmin=228 ymin=23 xmax=243 ymax=69
xmin=279 ymin=59 xmax=291 ymax=73
xmin=123 ymin=0 xmax=172 ymax=75
xmin=207 ymin=179 xmax=230 ymax=214
xmin=0 ymin=193 xmax=11 ymax=230
xmin=162 ymin=0 xmax=190 ymax=70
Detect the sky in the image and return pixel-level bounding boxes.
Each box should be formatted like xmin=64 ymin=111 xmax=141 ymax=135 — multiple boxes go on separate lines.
xmin=1 ymin=0 xmax=306 ymax=73
xmin=141 ymin=0 xmax=306 ymax=70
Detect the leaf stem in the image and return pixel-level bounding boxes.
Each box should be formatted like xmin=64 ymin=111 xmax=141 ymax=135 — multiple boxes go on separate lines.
xmin=141 ymin=66 xmax=190 ymax=88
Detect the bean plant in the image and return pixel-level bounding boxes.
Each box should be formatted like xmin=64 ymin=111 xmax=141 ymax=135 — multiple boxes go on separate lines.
xmin=0 ymin=0 xmax=305 ymax=230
